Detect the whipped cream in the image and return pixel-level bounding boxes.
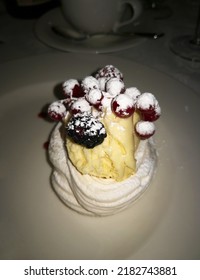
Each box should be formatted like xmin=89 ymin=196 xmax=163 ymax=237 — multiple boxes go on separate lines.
xmin=48 ymin=123 xmax=157 ymax=216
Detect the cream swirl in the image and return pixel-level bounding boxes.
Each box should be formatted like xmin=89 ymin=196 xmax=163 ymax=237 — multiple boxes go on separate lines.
xmin=48 ymin=123 xmax=157 ymax=216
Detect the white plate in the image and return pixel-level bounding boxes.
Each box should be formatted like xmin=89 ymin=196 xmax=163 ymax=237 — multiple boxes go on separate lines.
xmin=34 ymin=8 xmax=145 ymax=54
xmin=0 ymin=53 xmax=200 ymax=260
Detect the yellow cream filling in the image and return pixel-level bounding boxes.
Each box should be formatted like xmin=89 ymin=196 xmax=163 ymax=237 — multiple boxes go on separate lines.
xmin=66 ymin=110 xmax=141 ymax=182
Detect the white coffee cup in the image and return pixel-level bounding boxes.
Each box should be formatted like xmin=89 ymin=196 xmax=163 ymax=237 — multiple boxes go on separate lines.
xmin=60 ymin=0 xmax=143 ymax=35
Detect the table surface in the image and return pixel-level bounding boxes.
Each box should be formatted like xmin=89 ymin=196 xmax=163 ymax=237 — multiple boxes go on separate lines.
xmin=0 ymin=0 xmax=199 ymax=94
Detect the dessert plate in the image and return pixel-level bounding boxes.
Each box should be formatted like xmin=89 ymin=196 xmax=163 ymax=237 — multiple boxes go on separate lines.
xmin=0 ymin=53 xmax=200 ymax=260
xmin=34 ymin=8 xmax=145 ymax=54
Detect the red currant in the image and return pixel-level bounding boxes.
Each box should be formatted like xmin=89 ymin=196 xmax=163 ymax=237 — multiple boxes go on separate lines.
xmin=136 ymin=92 xmax=161 ymax=122
xmin=63 ymin=79 xmax=85 ymax=98
xmin=81 ymin=76 xmax=99 ymax=94
xmin=140 ymin=106 xmax=161 ymax=122
xmin=135 ymin=121 xmax=155 ymax=140
xmin=48 ymin=101 xmax=66 ymax=121
xmin=111 ymin=94 xmax=135 ymax=118
xmin=70 ymin=98 xmax=91 ymax=115
xmin=106 ymin=78 xmax=125 ymax=97
xmin=71 ymin=84 xmax=85 ymax=98
xmin=125 ymin=87 xmax=141 ymax=104
xmin=85 ymin=88 xmax=104 ymax=106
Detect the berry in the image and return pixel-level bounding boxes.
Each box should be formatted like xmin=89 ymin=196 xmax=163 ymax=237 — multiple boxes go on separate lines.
xmin=135 ymin=121 xmax=155 ymax=140
xmin=81 ymin=76 xmax=99 ymax=94
xmin=95 ymin=65 xmax=123 ymax=80
xmin=125 ymin=87 xmax=141 ymax=104
xmin=85 ymin=88 xmax=103 ymax=106
xmin=106 ymin=78 xmax=125 ymax=97
xmin=136 ymin=92 xmax=161 ymax=122
xmin=140 ymin=106 xmax=161 ymax=122
xmin=66 ymin=113 xmax=107 ymax=148
xmin=70 ymin=98 xmax=91 ymax=115
xmin=71 ymin=84 xmax=85 ymax=98
xmin=62 ymin=79 xmax=85 ymax=98
xmin=111 ymin=94 xmax=135 ymax=118
xmin=48 ymin=101 xmax=66 ymax=121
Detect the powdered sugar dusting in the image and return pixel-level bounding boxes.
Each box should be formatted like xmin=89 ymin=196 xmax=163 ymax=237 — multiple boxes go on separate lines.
xmin=95 ymin=65 xmax=123 ymax=80
xmin=155 ymin=103 xmax=161 ymax=115
xmin=71 ymin=98 xmax=91 ymax=113
xmin=48 ymin=101 xmax=66 ymax=116
xmin=106 ymin=78 xmax=125 ymax=97
xmin=136 ymin=92 xmax=158 ymax=110
xmin=136 ymin=121 xmax=155 ymax=135
xmin=63 ymin=79 xmax=79 ymax=97
xmin=98 ymin=77 xmax=108 ymax=91
xmin=67 ymin=112 xmax=106 ymax=136
xmin=114 ymin=94 xmax=134 ymax=111
xmin=86 ymin=88 xmax=103 ymax=105
xmin=47 ymin=64 xmax=160 ymax=215
xmin=47 ymin=65 xmax=161 ymax=146
xmin=125 ymin=87 xmax=141 ymax=102
xmin=81 ymin=76 xmax=99 ymax=93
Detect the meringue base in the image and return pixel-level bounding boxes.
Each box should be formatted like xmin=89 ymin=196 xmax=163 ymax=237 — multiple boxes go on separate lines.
xmin=48 ymin=123 xmax=157 ymax=216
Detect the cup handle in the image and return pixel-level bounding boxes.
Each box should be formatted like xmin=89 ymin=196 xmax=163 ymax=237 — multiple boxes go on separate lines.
xmin=113 ymin=0 xmax=143 ymax=32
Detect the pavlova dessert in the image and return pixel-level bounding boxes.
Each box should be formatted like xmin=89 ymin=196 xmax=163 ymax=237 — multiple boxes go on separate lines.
xmin=47 ymin=65 xmax=161 ymax=216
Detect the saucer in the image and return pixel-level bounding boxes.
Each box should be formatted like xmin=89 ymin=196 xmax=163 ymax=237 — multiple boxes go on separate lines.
xmin=34 ymin=8 xmax=145 ymax=54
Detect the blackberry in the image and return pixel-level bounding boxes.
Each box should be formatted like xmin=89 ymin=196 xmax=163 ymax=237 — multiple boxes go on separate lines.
xmin=66 ymin=113 xmax=107 ymax=149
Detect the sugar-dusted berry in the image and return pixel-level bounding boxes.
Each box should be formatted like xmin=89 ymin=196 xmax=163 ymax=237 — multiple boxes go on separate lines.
xmin=106 ymin=78 xmax=125 ymax=97
xmin=95 ymin=65 xmax=123 ymax=80
xmin=70 ymin=98 xmax=91 ymax=115
xmin=62 ymin=79 xmax=85 ymax=98
xmin=48 ymin=101 xmax=66 ymax=121
xmin=81 ymin=76 xmax=99 ymax=94
xmin=125 ymin=87 xmax=141 ymax=104
xmin=135 ymin=120 xmax=155 ymax=139
xmin=111 ymin=94 xmax=135 ymax=118
xmin=85 ymin=88 xmax=104 ymax=106
xmin=136 ymin=92 xmax=161 ymax=121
